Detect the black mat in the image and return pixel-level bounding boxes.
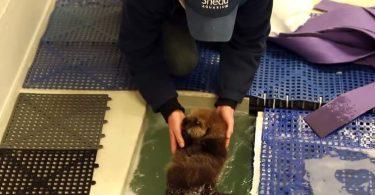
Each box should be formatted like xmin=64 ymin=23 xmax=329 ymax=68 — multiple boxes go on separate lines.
xmin=0 ymin=149 xmax=98 ymax=195
xmin=1 ymin=93 xmax=110 ymax=149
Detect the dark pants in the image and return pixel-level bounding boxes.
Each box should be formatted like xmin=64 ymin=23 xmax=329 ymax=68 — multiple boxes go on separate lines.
xmin=161 ymin=6 xmax=199 ymax=76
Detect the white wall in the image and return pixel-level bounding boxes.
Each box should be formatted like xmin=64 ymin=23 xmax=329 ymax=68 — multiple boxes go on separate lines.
xmin=0 ymin=0 xmax=10 ymax=19
xmin=0 ymin=0 xmax=54 ymax=131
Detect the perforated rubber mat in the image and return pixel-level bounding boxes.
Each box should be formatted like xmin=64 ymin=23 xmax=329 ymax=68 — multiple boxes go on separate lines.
xmin=259 ymin=109 xmax=375 ymax=194
xmin=250 ymin=43 xmax=375 ymax=103
xmin=23 ymin=43 xmax=135 ymax=90
xmin=180 ymin=43 xmax=375 ymax=103
xmin=174 ymin=45 xmax=219 ymax=93
xmin=0 ymin=149 xmax=97 ymax=195
xmin=1 ymin=93 xmax=109 ymax=149
xmin=43 ymin=0 xmax=122 ymax=43
xmin=24 ymin=42 xmax=375 ymax=101
xmin=24 ymin=0 xmax=375 ymax=105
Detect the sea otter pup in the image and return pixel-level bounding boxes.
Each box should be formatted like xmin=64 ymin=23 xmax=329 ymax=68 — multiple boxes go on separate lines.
xmin=166 ymin=109 xmax=228 ymax=195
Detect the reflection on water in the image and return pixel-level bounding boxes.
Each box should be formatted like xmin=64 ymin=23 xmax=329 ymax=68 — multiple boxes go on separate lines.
xmin=128 ymin=110 xmax=256 ymax=195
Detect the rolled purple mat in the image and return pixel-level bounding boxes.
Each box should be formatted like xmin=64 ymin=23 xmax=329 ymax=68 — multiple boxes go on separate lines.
xmin=279 ymin=0 xmax=375 ymax=137
xmin=270 ymin=36 xmax=375 ymax=67
xmin=279 ymin=27 xmax=375 ymax=50
xmin=356 ymin=54 xmax=375 ymax=65
xmin=304 ymin=82 xmax=375 ymax=138
xmin=271 ymin=0 xmax=375 ymax=66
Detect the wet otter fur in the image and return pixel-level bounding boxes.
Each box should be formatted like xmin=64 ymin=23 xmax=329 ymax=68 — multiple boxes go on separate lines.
xmin=166 ymin=109 xmax=228 ymax=195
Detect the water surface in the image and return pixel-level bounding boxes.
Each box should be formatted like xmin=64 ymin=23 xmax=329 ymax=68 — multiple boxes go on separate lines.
xmin=128 ymin=110 xmax=256 ymax=194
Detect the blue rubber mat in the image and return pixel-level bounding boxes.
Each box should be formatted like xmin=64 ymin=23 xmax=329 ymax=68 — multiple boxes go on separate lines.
xmin=174 ymin=45 xmax=220 ymax=92
xmin=23 ymin=42 xmax=219 ymax=91
xmin=24 ymin=41 xmax=375 ymax=100
xmin=175 ymin=43 xmax=375 ymax=101
xmin=250 ymin=43 xmax=375 ymax=103
xmin=259 ymin=109 xmax=375 ymax=194
xmin=24 ymin=42 xmax=135 ymax=90
xmin=24 ymin=0 xmax=375 ymax=100
xmin=43 ymin=0 xmax=122 ymax=43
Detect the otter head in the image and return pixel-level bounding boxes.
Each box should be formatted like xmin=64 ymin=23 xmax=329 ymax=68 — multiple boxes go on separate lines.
xmin=182 ymin=109 xmax=213 ymax=140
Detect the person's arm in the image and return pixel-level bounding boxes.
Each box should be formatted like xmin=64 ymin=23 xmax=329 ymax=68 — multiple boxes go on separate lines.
xmin=216 ymin=0 xmax=273 ymax=146
xmin=217 ymin=0 xmax=272 ymax=106
xmin=119 ymin=0 xmax=181 ymax=118
xmin=119 ymin=0 xmax=185 ymax=152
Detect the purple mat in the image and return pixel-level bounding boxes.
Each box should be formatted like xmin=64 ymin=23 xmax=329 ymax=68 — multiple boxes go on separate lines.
xmin=271 ymin=0 xmax=375 ymax=67
xmin=271 ymin=36 xmax=375 ymax=66
xmin=279 ymin=28 xmax=375 ymax=50
xmin=304 ymin=82 xmax=375 ymax=137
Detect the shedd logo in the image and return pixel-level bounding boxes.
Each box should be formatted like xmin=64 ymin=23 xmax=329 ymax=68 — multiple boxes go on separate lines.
xmin=202 ymin=0 xmax=229 ymax=9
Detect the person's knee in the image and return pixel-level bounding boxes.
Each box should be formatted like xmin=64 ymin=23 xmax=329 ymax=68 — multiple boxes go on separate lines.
xmin=162 ymin=20 xmax=199 ymax=76
xmin=164 ymin=45 xmax=199 ymax=76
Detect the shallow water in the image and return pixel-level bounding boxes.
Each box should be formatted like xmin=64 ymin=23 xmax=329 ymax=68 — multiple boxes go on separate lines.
xmin=128 ymin=110 xmax=256 ymax=195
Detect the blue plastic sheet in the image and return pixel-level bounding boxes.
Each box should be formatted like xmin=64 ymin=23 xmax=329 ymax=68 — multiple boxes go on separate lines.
xmin=259 ymin=108 xmax=375 ymax=194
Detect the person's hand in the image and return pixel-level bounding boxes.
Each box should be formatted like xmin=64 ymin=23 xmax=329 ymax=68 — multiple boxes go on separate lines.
xmin=216 ymin=105 xmax=235 ymax=148
xmin=168 ymin=110 xmax=186 ymax=154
